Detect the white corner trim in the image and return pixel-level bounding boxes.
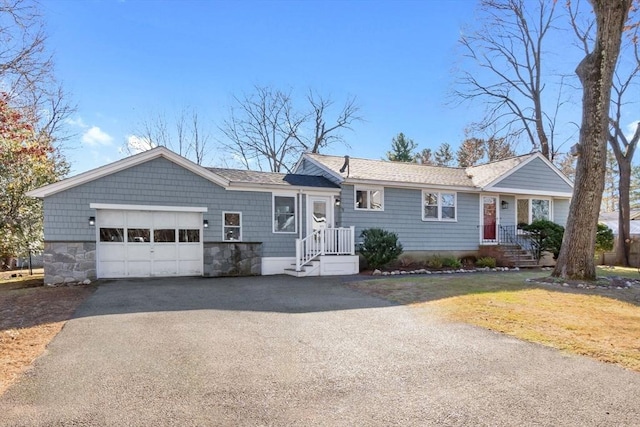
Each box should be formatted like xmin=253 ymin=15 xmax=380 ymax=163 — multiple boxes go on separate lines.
xmin=27 ymin=147 xmax=230 ymax=198
xmin=90 ymin=203 xmax=208 ymax=212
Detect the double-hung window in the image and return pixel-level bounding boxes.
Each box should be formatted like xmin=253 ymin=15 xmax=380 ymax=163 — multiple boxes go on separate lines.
xmin=422 ymin=190 xmax=457 ymax=221
xmin=273 ymin=195 xmax=297 ymax=233
xmin=223 ymin=212 xmax=242 ymax=241
xmin=355 ymin=187 xmax=383 ymax=210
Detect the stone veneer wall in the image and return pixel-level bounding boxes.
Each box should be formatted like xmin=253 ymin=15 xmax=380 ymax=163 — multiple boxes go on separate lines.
xmin=204 ymin=242 xmax=262 ymax=277
xmin=44 ymin=241 xmax=97 ymax=285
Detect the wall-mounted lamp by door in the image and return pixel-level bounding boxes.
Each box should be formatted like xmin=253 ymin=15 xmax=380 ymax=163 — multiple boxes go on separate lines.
xmin=501 ymin=201 xmax=509 ymax=210
xmin=203 ymin=219 xmax=209 ymax=228
xmin=89 ymin=216 xmax=95 ymax=226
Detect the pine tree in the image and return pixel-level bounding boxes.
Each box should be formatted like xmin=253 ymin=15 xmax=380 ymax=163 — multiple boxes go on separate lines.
xmin=387 ymin=133 xmax=417 ymax=162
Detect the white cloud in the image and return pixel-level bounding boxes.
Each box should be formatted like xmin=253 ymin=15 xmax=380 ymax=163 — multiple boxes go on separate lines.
xmin=66 ymin=117 xmax=88 ymax=128
xmin=82 ymin=126 xmax=113 ymax=146
xmin=122 ymin=134 xmax=156 ymax=154
xmin=625 ymin=120 xmax=640 ymax=141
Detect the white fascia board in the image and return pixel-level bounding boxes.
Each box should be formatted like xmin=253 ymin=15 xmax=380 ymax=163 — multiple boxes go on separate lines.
xmin=487 ymin=187 xmax=573 ymax=198
xmin=90 ymin=203 xmax=208 ymax=212
xmin=226 ymin=183 xmax=340 ymax=195
xmin=342 ymin=178 xmax=478 ymax=193
xmin=26 ymin=147 xmax=230 ymax=198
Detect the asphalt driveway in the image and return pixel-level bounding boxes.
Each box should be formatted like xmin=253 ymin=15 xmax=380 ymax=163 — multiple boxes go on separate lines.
xmin=1 ymin=275 xmax=639 ymax=426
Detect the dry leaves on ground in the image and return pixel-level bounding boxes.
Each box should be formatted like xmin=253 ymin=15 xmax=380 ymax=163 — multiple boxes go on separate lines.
xmin=0 ymin=279 xmax=95 ymax=395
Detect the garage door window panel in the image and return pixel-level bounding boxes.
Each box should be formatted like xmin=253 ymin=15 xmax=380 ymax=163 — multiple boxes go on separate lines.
xmin=154 ymin=229 xmax=176 ymax=243
xmin=128 ymin=228 xmax=150 ymax=243
xmin=179 ymin=229 xmax=200 ymax=242
xmin=100 ymin=228 xmax=124 ymax=242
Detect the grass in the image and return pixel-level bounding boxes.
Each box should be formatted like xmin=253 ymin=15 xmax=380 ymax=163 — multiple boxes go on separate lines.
xmin=349 ymin=268 xmax=640 ymax=372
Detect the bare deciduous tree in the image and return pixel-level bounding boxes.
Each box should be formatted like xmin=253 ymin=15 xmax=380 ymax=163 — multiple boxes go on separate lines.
xmin=303 ymin=91 xmax=361 ymax=154
xmin=553 ymin=0 xmax=632 ymax=280
xmin=434 ymin=143 xmax=455 ymax=166
xmin=569 ymin=0 xmax=640 ymax=266
xmin=456 ymin=137 xmax=486 ymax=167
xmin=220 ymin=86 xmax=306 ymax=172
xmin=416 ymin=148 xmax=434 ymax=165
xmin=485 ymin=136 xmax=516 ymax=161
xmin=0 ymin=0 xmax=75 ymax=147
xmin=456 ymin=0 xmax=560 ymax=160
xmin=127 ymin=107 xmax=213 ymax=165
xmin=220 ymin=85 xmax=361 ymax=172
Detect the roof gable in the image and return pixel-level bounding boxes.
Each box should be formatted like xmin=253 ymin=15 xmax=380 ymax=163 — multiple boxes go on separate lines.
xmin=481 ymin=153 xmax=573 ymax=195
xmin=465 ymin=153 xmax=536 ymax=188
xmin=27 ymin=147 xmax=230 ymax=198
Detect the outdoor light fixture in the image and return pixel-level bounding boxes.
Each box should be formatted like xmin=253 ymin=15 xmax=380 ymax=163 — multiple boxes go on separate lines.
xmin=203 ymin=219 xmax=209 ymax=228
xmin=501 ymin=201 xmax=509 ymax=210
xmin=88 ymin=216 xmax=95 ymax=226
xmin=335 ymin=197 xmax=341 ymax=206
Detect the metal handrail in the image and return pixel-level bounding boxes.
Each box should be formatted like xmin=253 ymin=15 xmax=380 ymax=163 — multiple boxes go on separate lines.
xmin=498 ymin=225 xmax=541 ymax=263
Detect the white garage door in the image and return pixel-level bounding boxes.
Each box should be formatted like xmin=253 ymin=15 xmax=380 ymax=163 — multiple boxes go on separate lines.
xmin=97 ymin=209 xmax=203 ymax=278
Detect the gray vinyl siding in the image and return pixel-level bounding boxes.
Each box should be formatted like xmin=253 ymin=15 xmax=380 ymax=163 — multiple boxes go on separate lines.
xmin=498 ymin=195 xmax=516 ymax=228
xmin=295 ymin=159 xmax=342 ymax=185
xmin=553 ymin=198 xmax=571 ymax=227
xmin=494 ymin=158 xmax=573 ymax=194
xmin=339 ymin=185 xmax=480 ymax=251
xmin=43 ymin=157 xmax=298 ymax=257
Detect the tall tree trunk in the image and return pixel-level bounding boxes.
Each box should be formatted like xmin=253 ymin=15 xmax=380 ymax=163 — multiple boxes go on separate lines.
xmin=615 ymin=160 xmax=632 ymax=266
xmin=552 ymin=0 xmax=631 ymax=280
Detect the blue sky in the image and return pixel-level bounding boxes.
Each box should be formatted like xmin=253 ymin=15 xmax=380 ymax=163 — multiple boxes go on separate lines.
xmin=42 ymin=0 xmax=484 ymax=174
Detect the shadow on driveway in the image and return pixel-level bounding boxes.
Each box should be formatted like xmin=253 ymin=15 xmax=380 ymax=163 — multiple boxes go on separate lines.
xmin=73 ymin=275 xmax=396 ymax=319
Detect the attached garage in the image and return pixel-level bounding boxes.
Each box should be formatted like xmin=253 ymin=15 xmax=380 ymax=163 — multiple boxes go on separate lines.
xmin=93 ymin=204 xmax=206 ymax=278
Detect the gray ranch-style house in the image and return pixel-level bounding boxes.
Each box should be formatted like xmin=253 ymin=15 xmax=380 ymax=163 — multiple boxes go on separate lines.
xmin=28 ymin=147 xmax=573 ymax=284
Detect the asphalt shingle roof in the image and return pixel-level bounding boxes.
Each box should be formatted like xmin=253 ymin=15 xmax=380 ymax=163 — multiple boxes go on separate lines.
xmin=208 ymin=168 xmax=340 ymax=189
xmin=466 ymin=154 xmax=535 ymax=187
xmin=305 ymin=152 xmax=539 ymax=189
xmin=305 ymin=154 xmax=474 ymax=187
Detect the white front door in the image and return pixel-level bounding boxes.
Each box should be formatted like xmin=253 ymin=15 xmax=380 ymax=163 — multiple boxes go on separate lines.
xmin=307 ymin=196 xmax=333 ymax=236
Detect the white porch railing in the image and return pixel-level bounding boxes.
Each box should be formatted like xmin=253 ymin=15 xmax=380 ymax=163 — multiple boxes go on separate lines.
xmin=295 ymin=226 xmax=355 ymax=272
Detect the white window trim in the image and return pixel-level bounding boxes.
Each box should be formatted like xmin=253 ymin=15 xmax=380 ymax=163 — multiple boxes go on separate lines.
xmin=222 ymin=211 xmax=242 ymax=242
xmin=516 ymin=197 xmax=553 ymax=224
xmin=272 ymin=193 xmax=298 ymax=234
xmin=354 ymin=186 xmax=384 ymax=211
xmin=422 ymin=190 xmax=458 ymax=222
